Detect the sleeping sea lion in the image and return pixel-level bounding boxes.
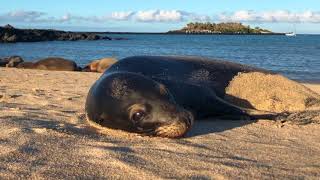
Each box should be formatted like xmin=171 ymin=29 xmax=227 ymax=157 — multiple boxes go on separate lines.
xmin=83 ymin=58 xmax=117 ymax=73
xmin=16 ymin=62 xmax=36 ymax=69
xmin=16 ymin=57 xmax=80 ymax=71
xmin=85 ymin=56 xmax=319 ymax=138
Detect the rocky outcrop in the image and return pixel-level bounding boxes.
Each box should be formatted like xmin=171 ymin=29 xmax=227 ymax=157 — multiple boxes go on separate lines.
xmin=0 ymin=56 xmax=24 ymax=67
xmin=6 ymin=56 xmax=24 ymax=67
xmin=0 ymin=24 xmax=112 ymax=43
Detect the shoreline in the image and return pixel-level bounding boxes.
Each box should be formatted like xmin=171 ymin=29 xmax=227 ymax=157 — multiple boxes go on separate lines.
xmin=1 ymin=64 xmax=319 ymax=84
xmin=103 ymin=32 xmax=285 ymax=35
xmin=298 ymin=80 xmax=320 ymax=84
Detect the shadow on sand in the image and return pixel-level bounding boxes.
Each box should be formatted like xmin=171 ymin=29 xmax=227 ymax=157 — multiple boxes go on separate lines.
xmin=186 ymin=119 xmax=257 ymax=137
xmin=1 ymin=102 xmax=259 ymax=138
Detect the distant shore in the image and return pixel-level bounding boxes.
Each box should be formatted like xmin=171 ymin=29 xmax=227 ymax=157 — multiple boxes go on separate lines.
xmin=0 ymin=24 xmax=115 ymax=43
xmin=0 ymin=24 xmax=289 ymax=43
xmin=102 ymin=32 xmax=285 ymax=35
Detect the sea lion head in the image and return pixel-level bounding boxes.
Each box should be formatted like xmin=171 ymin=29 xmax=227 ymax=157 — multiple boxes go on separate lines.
xmin=85 ymin=72 xmax=194 ymax=138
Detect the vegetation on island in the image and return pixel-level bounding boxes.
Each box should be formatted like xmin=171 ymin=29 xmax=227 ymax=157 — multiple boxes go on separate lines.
xmin=168 ymin=22 xmax=274 ymax=34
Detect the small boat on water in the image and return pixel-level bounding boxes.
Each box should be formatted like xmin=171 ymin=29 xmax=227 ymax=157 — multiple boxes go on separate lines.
xmin=285 ymin=32 xmax=296 ymax=37
xmin=285 ymin=24 xmax=297 ymax=37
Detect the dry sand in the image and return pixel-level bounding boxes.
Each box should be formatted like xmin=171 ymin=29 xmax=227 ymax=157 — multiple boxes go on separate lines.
xmin=0 ymin=68 xmax=319 ymax=179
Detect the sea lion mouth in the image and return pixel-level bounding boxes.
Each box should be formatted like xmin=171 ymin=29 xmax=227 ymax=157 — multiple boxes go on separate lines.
xmin=141 ymin=116 xmax=193 ymax=138
xmin=154 ymin=121 xmax=190 ymax=138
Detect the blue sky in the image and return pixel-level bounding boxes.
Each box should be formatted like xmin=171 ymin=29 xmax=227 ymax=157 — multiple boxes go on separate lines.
xmin=1 ymin=0 xmax=320 ymax=33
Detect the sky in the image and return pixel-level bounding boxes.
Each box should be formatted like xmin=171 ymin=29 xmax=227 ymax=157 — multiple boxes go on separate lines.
xmin=1 ymin=0 xmax=320 ymax=33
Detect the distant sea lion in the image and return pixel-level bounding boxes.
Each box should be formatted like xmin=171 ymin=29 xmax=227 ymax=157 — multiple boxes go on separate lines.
xmin=83 ymin=58 xmax=117 ymax=73
xmin=16 ymin=57 xmax=80 ymax=71
xmin=16 ymin=62 xmax=35 ymax=69
xmin=86 ymin=56 xmax=287 ymax=138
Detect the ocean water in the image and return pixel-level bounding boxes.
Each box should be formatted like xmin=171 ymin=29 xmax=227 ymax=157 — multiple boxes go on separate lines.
xmin=0 ymin=34 xmax=320 ymax=82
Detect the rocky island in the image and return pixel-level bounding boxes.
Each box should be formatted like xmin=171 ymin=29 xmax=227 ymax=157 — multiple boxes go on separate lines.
xmin=168 ymin=22 xmax=283 ymax=35
xmin=0 ymin=24 xmax=112 ymax=43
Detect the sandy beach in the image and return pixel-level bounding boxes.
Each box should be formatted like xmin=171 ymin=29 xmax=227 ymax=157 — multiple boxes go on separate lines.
xmin=0 ymin=68 xmax=319 ymax=179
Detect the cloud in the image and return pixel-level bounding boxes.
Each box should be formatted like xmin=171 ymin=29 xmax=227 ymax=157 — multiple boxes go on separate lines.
xmin=0 ymin=10 xmax=208 ymax=24
xmin=135 ymin=10 xmax=184 ymax=22
xmin=0 ymin=10 xmax=48 ymax=22
xmin=1 ymin=10 xmax=320 ymax=25
xmin=111 ymin=11 xmax=134 ymax=21
xmin=182 ymin=11 xmax=211 ymax=22
xmin=217 ymin=10 xmax=320 ymax=23
xmin=57 ymin=13 xmax=106 ymax=23
xmin=0 ymin=10 xmax=109 ymax=23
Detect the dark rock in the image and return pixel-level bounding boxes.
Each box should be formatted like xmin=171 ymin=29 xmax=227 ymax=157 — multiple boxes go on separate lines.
xmin=0 ymin=25 xmax=114 ymax=43
xmin=0 ymin=56 xmax=23 ymax=67
xmin=4 ymin=34 xmax=17 ymax=42
xmin=102 ymin=36 xmax=112 ymax=40
xmin=0 ymin=58 xmax=10 ymax=67
xmin=112 ymin=37 xmax=129 ymax=40
xmin=6 ymin=56 xmax=24 ymax=67
xmin=86 ymin=34 xmax=100 ymax=40
xmin=4 ymin=24 xmax=14 ymax=29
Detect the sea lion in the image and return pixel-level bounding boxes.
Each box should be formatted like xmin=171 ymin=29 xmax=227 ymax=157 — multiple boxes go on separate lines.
xmin=16 ymin=62 xmax=36 ymax=69
xmin=86 ymin=56 xmax=287 ymax=138
xmin=16 ymin=57 xmax=80 ymax=71
xmin=83 ymin=58 xmax=117 ymax=73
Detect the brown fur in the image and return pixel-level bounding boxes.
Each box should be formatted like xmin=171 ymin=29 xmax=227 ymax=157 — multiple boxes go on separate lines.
xmin=83 ymin=58 xmax=117 ymax=73
xmin=16 ymin=62 xmax=35 ymax=69
xmin=16 ymin=57 xmax=79 ymax=71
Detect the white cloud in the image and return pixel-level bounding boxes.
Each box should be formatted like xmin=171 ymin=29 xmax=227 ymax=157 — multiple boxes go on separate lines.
xmin=135 ymin=10 xmax=184 ymax=22
xmin=0 ymin=10 xmax=48 ymax=22
xmin=1 ymin=10 xmax=320 ymax=25
xmin=218 ymin=10 xmax=320 ymax=23
xmin=60 ymin=13 xmax=72 ymax=22
xmin=57 ymin=14 xmax=106 ymax=23
xmin=179 ymin=11 xmax=211 ymax=22
xmin=111 ymin=11 xmax=134 ymax=21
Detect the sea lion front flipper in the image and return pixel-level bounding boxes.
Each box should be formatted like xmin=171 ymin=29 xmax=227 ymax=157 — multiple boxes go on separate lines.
xmin=209 ymin=95 xmax=280 ymax=120
xmin=159 ymin=78 xmax=277 ymax=120
xmin=198 ymin=90 xmax=253 ymax=120
xmin=157 ymin=79 xmax=252 ymax=120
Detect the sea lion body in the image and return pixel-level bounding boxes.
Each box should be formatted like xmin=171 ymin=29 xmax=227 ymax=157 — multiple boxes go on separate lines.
xmin=34 ymin=57 xmax=79 ymax=71
xmin=85 ymin=56 xmax=275 ymax=138
xmin=17 ymin=62 xmax=35 ymax=69
xmin=17 ymin=57 xmax=80 ymax=71
xmin=83 ymin=58 xmax=117 ymax=73
xmin=107 ymin=56 xmax=273 ymax=98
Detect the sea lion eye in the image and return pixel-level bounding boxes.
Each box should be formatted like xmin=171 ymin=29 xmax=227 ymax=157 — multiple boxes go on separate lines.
xmin=131 ymin=111 xmax=145 ymax=122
